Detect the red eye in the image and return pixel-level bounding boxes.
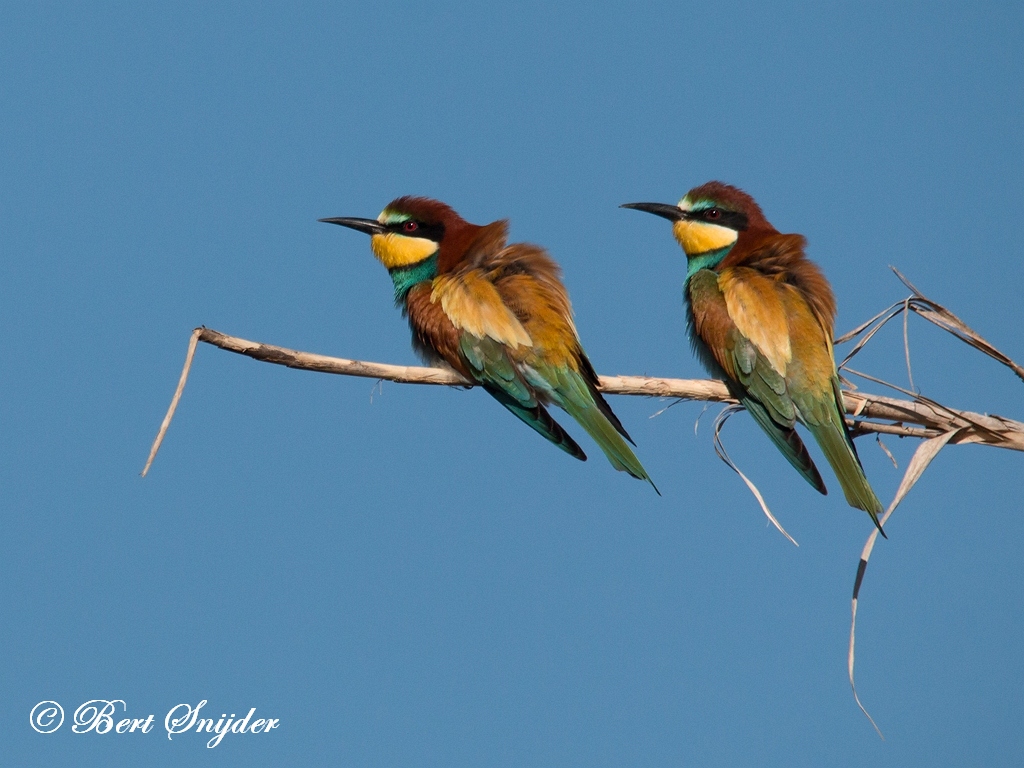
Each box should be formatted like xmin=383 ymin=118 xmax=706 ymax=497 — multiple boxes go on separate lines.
xmin=403 ymin=221 xmax=419 ymax=233
xmin=706 ymin=208 xmax=721 ymax=220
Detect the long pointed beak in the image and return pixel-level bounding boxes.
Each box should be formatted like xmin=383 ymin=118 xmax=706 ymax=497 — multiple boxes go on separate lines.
xmin=318 ymin=216 xmax=387 ymax=236
xmin=620 ymin=202 xmax=688 ymax=222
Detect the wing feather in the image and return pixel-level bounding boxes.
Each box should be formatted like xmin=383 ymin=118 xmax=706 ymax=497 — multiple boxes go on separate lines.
xmin=688 ymin=268 xmax=824 ymax=493
xmin=432 ymin=271 xmax=532 ymax=349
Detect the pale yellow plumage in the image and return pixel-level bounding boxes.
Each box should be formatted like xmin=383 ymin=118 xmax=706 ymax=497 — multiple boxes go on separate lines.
xmin=431 ymin=271 xmax=533 ymax=349
xmin=719 ymin=267 xmax=793 ymax=377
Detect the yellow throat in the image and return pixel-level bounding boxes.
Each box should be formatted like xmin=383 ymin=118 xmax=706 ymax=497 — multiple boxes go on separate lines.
xmin=370 ymin=232 xmax=439 ymax=270
xmin=672 ymin=219 xmax=738 ymax=256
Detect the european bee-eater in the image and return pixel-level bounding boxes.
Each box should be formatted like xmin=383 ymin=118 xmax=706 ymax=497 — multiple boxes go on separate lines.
xmin=321 ymin=196 xmax=655 ymax=489
xmin=623 ymin=182 xmax=884 ymax=533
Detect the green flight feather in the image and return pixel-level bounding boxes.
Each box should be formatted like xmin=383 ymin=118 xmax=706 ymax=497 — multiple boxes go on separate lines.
xmin=459 ymin=333 xmax=656 ymax=486
xmin=795 ymin=379 xmax=884 ymax=530
xmin=481 ymin=383 xmax=587 ymax=460
xmin=537 ymin=363 xmax=657 ymax=490
xmin=741 ymin=395 xmax=827 ymax=494
xmin=459 ymin=334 xmax=586 ymax=460
xmin=727 ymin=330 xmax=827 ymax=494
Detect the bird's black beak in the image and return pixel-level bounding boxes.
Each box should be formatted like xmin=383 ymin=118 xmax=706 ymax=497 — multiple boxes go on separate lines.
xmin=620 ymin=202 xmax=688 ymax=222
xmin=318 ymin=217 xmax=387 ymax=236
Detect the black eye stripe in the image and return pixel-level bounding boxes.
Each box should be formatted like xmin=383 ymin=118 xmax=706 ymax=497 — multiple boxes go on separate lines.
xmin=387 ymin=219 xmax=446 ymax=242
xmin=693 ymin=207 xmax=749 ymax=231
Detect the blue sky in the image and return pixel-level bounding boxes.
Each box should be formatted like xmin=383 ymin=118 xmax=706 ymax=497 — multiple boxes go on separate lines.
xmin=2 ymin=1 xmax=1022 ymax=765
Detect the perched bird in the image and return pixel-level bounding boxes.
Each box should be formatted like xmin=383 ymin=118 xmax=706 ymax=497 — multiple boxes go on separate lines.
xmin=321 ymin=196 xmax=656 ymax=489
xmin=623 ymin=182 xmax=884 ymax=533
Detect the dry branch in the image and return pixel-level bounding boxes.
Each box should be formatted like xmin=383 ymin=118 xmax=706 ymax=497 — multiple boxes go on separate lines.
xmin=141 ymin=326 xmax=1024 ymax=478
xmin=141 ymin=276 xmax=1022 ymax=737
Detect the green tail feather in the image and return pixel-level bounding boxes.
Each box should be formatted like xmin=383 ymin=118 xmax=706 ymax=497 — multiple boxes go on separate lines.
xmin=805 ymin=404 xmax=886 ymax=536
xmin=743 ymin=397 xmax=827 ymax=494
xmin=564 ymin=398 xmax=659 ymax=492
xmin=467 ymin=335 xmax=654 ymax=488
xmin=483 ymin=384 xmax=587 ymax=461
xmin=575 ymin=353 xmax=636 ymax=445
xmin=554 ymin=370 xmax=658 ymax=493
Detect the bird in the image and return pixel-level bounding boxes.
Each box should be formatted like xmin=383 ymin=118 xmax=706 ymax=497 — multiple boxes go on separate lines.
xmin=320 ymin=196 xmax=656 ymax=490
xmin=622 ymin=182 xmax=884 ymax=534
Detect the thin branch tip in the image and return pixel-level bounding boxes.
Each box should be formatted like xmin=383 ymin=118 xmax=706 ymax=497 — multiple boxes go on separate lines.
xmin=141 ymin=327 xmax=202 ymax=477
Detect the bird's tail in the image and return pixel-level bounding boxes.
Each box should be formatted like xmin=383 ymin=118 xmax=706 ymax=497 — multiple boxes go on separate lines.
xmin=743 ymin=397 xmax=827 ymax=494
xmin=555 ymin=370 xmax=659 ymax=493
xmin=484 ymin=385 xmax=588 ymax=461
xmin=806 ymin=395 xmax=885 ymax=536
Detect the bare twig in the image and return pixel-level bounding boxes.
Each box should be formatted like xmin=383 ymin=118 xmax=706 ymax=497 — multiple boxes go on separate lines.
xmin=141 ymin=328 xmax=202 ymax=477
xmin=141 ymin=327 xmax=1024 ymax=476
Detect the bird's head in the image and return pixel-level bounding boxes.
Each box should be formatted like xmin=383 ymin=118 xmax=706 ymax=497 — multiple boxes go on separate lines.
xmin=622 ymin=181 xmax=771 ymax=257
xmin=320 ymin=196 xmax=464 ymax=270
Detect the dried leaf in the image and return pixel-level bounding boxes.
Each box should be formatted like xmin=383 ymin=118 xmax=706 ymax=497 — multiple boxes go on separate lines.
xmin=848 ymin=428 xmax=961 ymax=736
xmin=648 ymin=397 xmax=686 ymax=420
xmin=875 ymin=435 xmax=898 ymax=468
xmin=891 ymin=267 xmax=1024 ymax=383
xmin=712 ymin=405 xmax=798 ymax=547
xmin=369 ymin=379 xmax=385 ymax=404
xmin=691 ymin=401 xmax=713 ymax=435
xmin=834 ymin=300 xmax=906 ymax=345
xmin=903 ymin=296 xmax=916 ymax=392
xmin=836 ymin=303 xmax=905 ymax=370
